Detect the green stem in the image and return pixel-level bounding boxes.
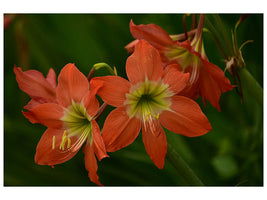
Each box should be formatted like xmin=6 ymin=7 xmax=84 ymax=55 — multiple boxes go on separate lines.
xmin=238 ymin=68 xmax=263 ymax=106
xmin=166 ymin=143 xmax=204 ymax=186
xmin=93 ymin=63 xmax=117 ymax=76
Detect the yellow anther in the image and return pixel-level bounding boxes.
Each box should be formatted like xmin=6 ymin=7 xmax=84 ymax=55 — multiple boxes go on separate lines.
xmin=52 ymin=136 xmax=56 ymax=150
xmin=144 ymin=112 xmax=159 ymax=122
xmin=67 ymin=138 xmax=71 ymax=148
xmin=59 ymin=130 xmax=68 ymax=151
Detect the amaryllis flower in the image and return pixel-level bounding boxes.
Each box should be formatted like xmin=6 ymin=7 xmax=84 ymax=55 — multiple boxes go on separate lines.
xmin=127 ymin=15 xmax=234 ymax=111
xmin=91 ymin=40 xmax=211 ymax=169
xmin=16 ymin=63 xmax=108 ymax=185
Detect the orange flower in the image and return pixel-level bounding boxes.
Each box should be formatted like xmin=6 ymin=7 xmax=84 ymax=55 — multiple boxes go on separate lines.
xmin=91 ymin=40 xmax=211 ymax=169
xmin=16 ymin=63 xmax=108 ymax=185
xmin=127 ymin=16 xmax=234 ymax=111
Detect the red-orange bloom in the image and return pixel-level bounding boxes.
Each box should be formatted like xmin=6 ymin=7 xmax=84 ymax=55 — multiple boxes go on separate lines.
xmin=127 ymin=17 xmax=234 ymax=111
xmin=14 ymin=65 xmax=58 ymax=123
xmin=15 ymin=63 xmax=108 ymax=185
xmin=91 ymin=40 xmax=211 ymax=169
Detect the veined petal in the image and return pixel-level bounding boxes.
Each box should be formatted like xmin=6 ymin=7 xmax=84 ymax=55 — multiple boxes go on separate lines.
xmin=23 ymin=110 xmax=40 ymax=124
xmin=163 ymin=64 xmax=190 ymax=94
xmin=130 ymin=20 xmax=174 ymax=49
xmin=199 ymin=66 xmax=222 ymax=111
xmin=91 ymin=120 xmax=108 ymax=161
xmin=35 ymin=128 xmax=80 ymax=166
xmin=24 ymin=99 xmax=43 ymax=110
xmin=29 ymin=103 xmax=64 ymax=128
xmin=82 ymin=91 xmax=99 ymax=118
xmin=125 ymin=39 xmax=140 ymax=53
xmin=46 ymin=68 xmax=57 ymax=89
xmin=83 ymin=142 xmax=103 ymax=186
xmin=203 ymin=59 xmax=234 ymax=93
xmin=102 ymin=107 xmax=141 ymax=152
xmin=57 ymin=63 xmax=89 ymax=107
xmin=90 ymin=76 xmax=130 ymax=107
xmin=126 ymin=40 xmax=163 ymax=84
xmin=159 ymin=96 xmax=211 ymax=137
xmin=14 ymin=65 xmax=56 ymax=101
xmin=142 ymin=120 xmax=167 ymax=169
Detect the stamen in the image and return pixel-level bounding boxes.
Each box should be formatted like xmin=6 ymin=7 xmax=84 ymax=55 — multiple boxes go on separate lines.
xmin=52 ymin=136 xmax=56 ymax=150
xmin=59 ymin=130 xmax=68 ymax=151
xmin=144 ymin=112 xmax=159 ymax=122
xmin=67 ymin=138 xmax=71 ymax=148
xmin=143 ymin=114 xmax=161 ymax=137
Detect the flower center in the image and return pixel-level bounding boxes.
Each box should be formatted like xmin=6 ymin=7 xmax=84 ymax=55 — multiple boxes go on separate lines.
xmin=125 ymin=78 xmax=172 ymax=121
xmin=165 ymin=46 xmax=202 ymax=85
xmin=53 ymin=100 xmax=93 ymax=151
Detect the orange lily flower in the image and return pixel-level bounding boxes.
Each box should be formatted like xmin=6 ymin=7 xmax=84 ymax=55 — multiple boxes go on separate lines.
xmin=16 ymin=63 xmax=108 ymax=185
xmin=91 ymin=40 xmax=211 ymax=169
xmin=127 ymin=16 xmax=234 ymax=111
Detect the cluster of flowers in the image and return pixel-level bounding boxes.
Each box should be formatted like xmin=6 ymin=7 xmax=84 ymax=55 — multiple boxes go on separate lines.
xmin=14 ymin=14 xmax=233 ymax=185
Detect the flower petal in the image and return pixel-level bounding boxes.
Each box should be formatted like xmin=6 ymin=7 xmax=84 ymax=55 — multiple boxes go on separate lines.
xmin=102 ymin=107 xmax=141 ymax=152
xmin=14 ymin=65 xmax=56 ymax=101
xmin=126 ymin=39 xmax=163 ymax=84
xmin=90 ymin=76 xmax=130 ymax=107
xmin=142 ymin=120 xmax=167 ymax=169
xmin=163 ymin=64 xmax=190 ymax=94
xmin=198 ymin=66 xmax=222 ymax=111
xmin=56 ymin=63 xmax=89 ymax=107
xmin=29 ymin=103 xmax=64 ymax=128
xmin=83 ymin=91 xmax=99 ymax=118
xmin=125 ymin=39 xmax=140 ymax=53
xmin=46 ymin=68 xmax=57 ymax=89
xmin=203 ymin=59 xmax=234 ymax=93
xmin=130 ymin=20 xmax=174 ymax=50
xmin=159 ymin=96 xmax=212 ymax=137
xmin=24 ymin=99 xmax=43 ymax=110
xmin=83 ymin=142 xmax=103 ymax=186
xmin=91 ymin=120 xmax=109 ymax=161
xmin=35 ymin=128 xmax=80 ymax=166
xmin=23 ymin=110 xmax=40 ymax=124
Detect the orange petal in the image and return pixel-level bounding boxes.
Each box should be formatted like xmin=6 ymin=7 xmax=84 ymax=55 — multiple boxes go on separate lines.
xmin=46 ymin=68 xmax=57 ymax=89
xmin=126 ymin=39 xmax=163 ymax=84
xmin=125 ymin=39 xmax=140 ymax=53
xmin=163 ymin=64 xmax=190 ymax=94
xmin=199 ymin=66 xmax=222 ymax=111
xmin=35 ymin=128 xmax=80 ymax=166
xmin=102 ymin=107 xmax=141 ymax=152
xmin=24 ymin=99 xmax=43 ymax=110
xmin=130 ymin=20 xmax=174 ymax=50
xmin=142 ymin=121 xmax=167 ymax=169
xmin=159 ymin=96 xmax=212 ymax=137
xmin=90 ymin=76 xmax=130 ymax=107
xmin=91 ymin=120 xmax=108 ymax=161
xmin=83 ymin=142 xmax=103 ymax=186
xmin=14 ymin=65 xmax=56 ymax=101
xmin=203 ymin=59 xmax=234 ymax=93
xmin=30 ymin=103 xmax=64 ymax=128
xmin=23 ymin=110 xmax=40 ymax=124
xmin=82 ymin=91 xmax=99 ymax=118
xmin=56 ymin=63 xmax=89 ymax=107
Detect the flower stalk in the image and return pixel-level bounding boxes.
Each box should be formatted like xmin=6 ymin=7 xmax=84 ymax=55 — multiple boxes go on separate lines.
xmin=166 ymin=143 xmax=204 ymax=186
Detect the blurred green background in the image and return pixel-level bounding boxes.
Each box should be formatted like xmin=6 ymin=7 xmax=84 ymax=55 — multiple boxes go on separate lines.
xmin=4 ymin=14 xmax=263 ymax=186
